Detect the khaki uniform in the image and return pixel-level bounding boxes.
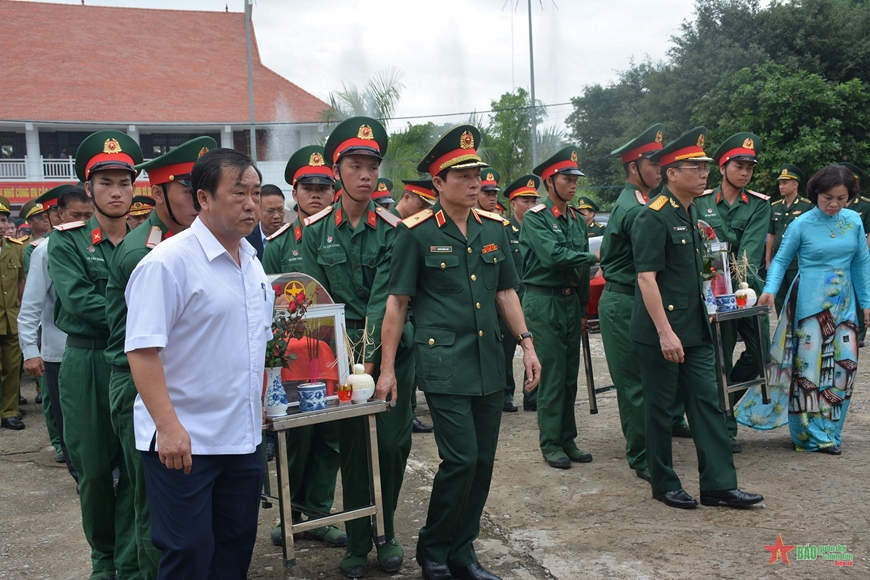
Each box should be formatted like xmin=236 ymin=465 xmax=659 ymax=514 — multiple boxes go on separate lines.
xmin=0 ymin=238 xmax=24 ymax=421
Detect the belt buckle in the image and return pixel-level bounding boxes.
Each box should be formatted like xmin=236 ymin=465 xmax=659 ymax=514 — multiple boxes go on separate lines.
xmin=562 ymin=288 xmax=572 ymax=296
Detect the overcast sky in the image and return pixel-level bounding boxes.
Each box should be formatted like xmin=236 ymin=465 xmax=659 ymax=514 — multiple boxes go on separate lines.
xmin=51 ymin=0 xmax=699 ymax=132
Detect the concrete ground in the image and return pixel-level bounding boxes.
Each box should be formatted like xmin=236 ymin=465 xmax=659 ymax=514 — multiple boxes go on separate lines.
xmin=1 ymin=332 xmax=868 ymax=579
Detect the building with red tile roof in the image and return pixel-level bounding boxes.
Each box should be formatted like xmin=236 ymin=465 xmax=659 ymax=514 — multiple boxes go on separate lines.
xmin=0 ymin=0 xmax=329 ymax=204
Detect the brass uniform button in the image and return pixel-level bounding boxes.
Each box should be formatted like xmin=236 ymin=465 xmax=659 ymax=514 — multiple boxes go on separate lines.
xmin=681 ymin=239 xmax=686 ymax=245
xmin=467 ymin=247 xmax=473 ymax=254
xmin=475 ymin=303 xmax=481 ymax=309
xmin=428 ymin=338 xmax=435 ymax=346
xmin=471 ymin=274 xmax=477 ymax=281
xmin=478 ymin=330 xmax=484 ymax=337
xmin=668 ymin=305 xmax=674 ymax=311
xmin=493 ymin=258 xmax=498 ymax=263
xmin=440 ymin=262 xmax=446 ymax=269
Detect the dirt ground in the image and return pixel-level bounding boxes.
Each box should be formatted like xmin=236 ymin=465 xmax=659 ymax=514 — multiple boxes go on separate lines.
xmin=1 ymin=332 xmax=868 ymax=579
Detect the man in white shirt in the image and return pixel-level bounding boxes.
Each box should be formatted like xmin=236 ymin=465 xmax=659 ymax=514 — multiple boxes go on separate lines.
xmin=126 ymin=148 xmax=270 ymax=579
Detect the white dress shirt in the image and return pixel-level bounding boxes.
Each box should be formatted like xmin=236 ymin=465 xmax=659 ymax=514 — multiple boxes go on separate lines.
xmin=125 ymin=217 xmax=272 ymax=455
xmin=18 ymin=237 xmax=67 ymax=363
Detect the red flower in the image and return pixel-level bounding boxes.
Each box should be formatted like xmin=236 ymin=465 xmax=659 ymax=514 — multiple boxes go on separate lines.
xmin=295 ymin=291 xmax=306 ymax=305
xmin=273 ymin=284 xmax=283 ymax=296
xmin=288 ymin=301 xmax=297 ymax=314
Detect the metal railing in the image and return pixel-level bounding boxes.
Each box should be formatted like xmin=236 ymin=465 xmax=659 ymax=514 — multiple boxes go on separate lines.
xmin=0 ymin=157 xmax=152 ymax=181
xmin=42 ymin=157 xmax=77 ymax=179
xmin=0 ymin=159 xmax=26 ymax=179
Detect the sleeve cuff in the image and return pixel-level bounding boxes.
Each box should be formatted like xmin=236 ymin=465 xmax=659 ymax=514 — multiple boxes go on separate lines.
xmin=125 ymin=335 xmax=168 ymax=353
xmin=22 ymin=345 xmax=41 ymax=361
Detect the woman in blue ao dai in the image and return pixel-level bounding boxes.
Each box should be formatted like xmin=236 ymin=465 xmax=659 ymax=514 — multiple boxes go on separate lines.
xmin=744 ymin=165 xmax=870 ymax=454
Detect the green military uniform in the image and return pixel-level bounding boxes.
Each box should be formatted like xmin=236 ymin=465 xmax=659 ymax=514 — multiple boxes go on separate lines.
xmin=104 ymin=136 xmax=214 ymax=579
xmin=520 ymin=147 xmax=598 ymax=467
xmin=632 ymin=127 xmax=737 ymax=494
xmin=300 ymin=117 xmax=413 ymax=576
xmin=576 ymin=196 xmax=606 ymax=237
xmin=769 ymin=164 xmax=812 ymax=314
xmin=693 ymin=133 xmax=771 ymax=442
xmin=841 ymin=163 xmax=870 ymax=343
xmin=48 ymin=130 xmax=142 ymax=580
xmin=372 ymin=177 xmax=395 ymax=208
xmin=0 ymin=200 xmax=25 ymax=425
xmin=504 ymin=175 xmax=540 ymax=410
xmin=598 ymin=124 xmax=664 ymax=478
xmin=261 ymin=145 xmax=343 ymax=546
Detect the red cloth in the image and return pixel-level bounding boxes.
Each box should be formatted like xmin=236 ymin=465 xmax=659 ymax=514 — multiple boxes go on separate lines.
xmin=281 ymin=337 xmax=339 ymax=395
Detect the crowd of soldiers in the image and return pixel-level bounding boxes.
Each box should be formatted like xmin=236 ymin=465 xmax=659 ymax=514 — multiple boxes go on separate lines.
xmin=3 ymin=115 xmax=868 ymax=580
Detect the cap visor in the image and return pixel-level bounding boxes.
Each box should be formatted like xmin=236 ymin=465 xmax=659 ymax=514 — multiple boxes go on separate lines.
xmin=556 ymin=168 xmax=585 ymax=177
xmin=89 ymin=160 xmax=137 ymax=174
xmin=296 ymin=176 xmax=335 ymax=186
xmin=339 ymin=147 xmax=383 ymax=161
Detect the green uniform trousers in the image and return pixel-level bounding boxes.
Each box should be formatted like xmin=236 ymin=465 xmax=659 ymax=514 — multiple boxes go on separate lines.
xmin=39 ymin=374 xmax=62 ymax=452
xmin=417 ymin=390 xmax=501 ymax=567
xmin=59 ymin=345 xmax=137 ymax=579
xmin=341 ymin=322 xmax=414 ymax=556
xmin=109 ymin=370 xmax=160 ymax=580
xmin=635 ymin=342 xmax=738 ymax=493
xmin=522 ymin=291 xmax=581 ymax=457
xmin=283 ymin=422 xmax=340 ymax=522
xmin=719 ymin=314 xmax=770 ymax=438
xmin=0 ymin=333 xmax=22 ymax=419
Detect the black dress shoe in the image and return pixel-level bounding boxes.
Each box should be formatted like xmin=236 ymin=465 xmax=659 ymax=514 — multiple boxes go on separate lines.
xmin=652 ymin=489 xmax=697 ymax=509
xmin=1 ymin=417 xmax=25 ymax=430
xmin=818 ymin=445 xmax=841 ymax=455
xmin=450 ymin=562 xmax=502 ymax=580
xmin=413 ymin=418 xmax=434 ymax=434
xmin=503 ymin=400 xmax=518 ymax=413
xmin=416 ymin=554 xmax=452 ymax=580
xmin=19 ymin=396 xmax=27 ymax=405
xmin=635 ymin=469 xmax=651 ymax=482
xmin=523 ymin=402 xmax=537 ymax=412
xmin=34 ymin=393 xmax=42 ymax=404
xmin=700 ymin=488 xmax=764 ymax=507
xmin=729 ymin=437 xmax=742 ymax=453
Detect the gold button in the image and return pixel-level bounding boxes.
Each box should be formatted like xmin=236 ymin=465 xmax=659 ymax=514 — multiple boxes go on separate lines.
xmin=440 ymin=262 xmax=446 ymax=269
xmin=428 ymin=338 xmax=435 ymax=346
xmin=467 ymin=247 xmax=473 ymax=254
xmin=493 ymin=257 xmax=498 ymax=263
xmin=476 ymin=303 xmax=481 ymax=309
xmin=668 ymin=305 xmax=674 ymax=311
xmin=478 ymin=330 xmax=484 ymax=337
xmin=681 ymin=239 xmax=686 ymax=245
xmin=471 ymin=274 xmax=477 ymax=281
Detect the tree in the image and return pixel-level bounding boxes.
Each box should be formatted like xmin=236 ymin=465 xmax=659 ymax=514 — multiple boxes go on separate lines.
xmin=321 ymin=68 xmax=405 ymax=125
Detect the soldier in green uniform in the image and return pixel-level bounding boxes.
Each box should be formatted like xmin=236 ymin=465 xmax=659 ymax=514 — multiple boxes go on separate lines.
xmin=104 ymin=136 xmax=214 ymax=580
xmin=125 ymin=195 xmax=155 ymax=230
xmin=504 ymin=175 xmax=540 ymax=412
xmin=372 ymin=177 xmax=395 ymax=209
xmin=476 ymin=168 xmax=501 ymax=212
xmin=376 ymin=124 xmax=541 ymax=580
xmin=520 ymin=146 xmax=598 ymax=469
xmin=0 ymin=196 xmax=25 ymax=431
xmin=576 ymin=196 xmax=606 ymax=237
xmin=47 ymin=130 xmax=142 ymax=580
xmin=632 ymin=126 xmax=763 ymax=510
xmin=694 ymin=132 xmax=771 ymax=453
xmin=301 ymin=117 xmax=412 ymax=578
xmin=261 ymin=145 xmax=347 ymax=549
xmin=840 ymin=162 xmax=870 ymax=345
xmin=766 ymin=164 xmax=813 ymax=315
xmin=391 ymin=179 xmax=436 ymax=434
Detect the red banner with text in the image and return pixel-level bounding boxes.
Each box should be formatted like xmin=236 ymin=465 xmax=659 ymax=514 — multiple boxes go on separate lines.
xmin=1 ymin=181 xmax=153 ymax=205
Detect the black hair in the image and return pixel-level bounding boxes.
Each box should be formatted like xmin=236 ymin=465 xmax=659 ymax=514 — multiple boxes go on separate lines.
xmin=432 ymin=169 xmax=450 ymax=195
xmin=190 ymin=148 xmax=262 ymax=211
xmin=806 ymin=165 xmax=860 ymax=204
xmin=260 ymin=184 xmax=285 ymax=200
xmin=58 ymin=186 xmax=90 ymax=210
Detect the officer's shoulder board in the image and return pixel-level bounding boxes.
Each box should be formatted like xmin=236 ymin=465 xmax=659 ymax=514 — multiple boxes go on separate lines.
xmin=648 ymin=195 xmax=669 ymax=212
xmin=402 ymin=208 xmax=433 ymax=229
xmin=862 ymin=196 xmax=870 ymax=204
xmin=801 ymin=197 xmax=813 ymax=204
xmin=746 ymin=189 xmax=770 ymax=201
xmin=375 ymin=206 xmax=401 ymax=227
xmin=54 ymin=221 xmax=86 ymax=232
xmin=474 ymin=208 xmax=510 ymax=226
xmin=529 ymin=203 xmax=547 ymax=213
xmin=29 ymin=237 xmax=45 ymax=247
xmin=266 ymin=222 xmax=292 ymax=241
xmin=303 ymin=205 xmax=333 ymax=227
xmin=699 ymin=189 xmax=714 ymax=197
xmin=771 ymin=198 xmax=785 ymax=206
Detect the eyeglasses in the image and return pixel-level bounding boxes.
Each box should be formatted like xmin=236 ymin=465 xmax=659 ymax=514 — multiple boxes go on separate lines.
xmin=262 ymin=208 xmax=286 ymax=216
xmin=677 ymin=164 xmax=710 ymax=174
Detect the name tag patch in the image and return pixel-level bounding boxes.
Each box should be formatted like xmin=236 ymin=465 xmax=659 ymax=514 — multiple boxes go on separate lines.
xmin=429 ymin=246 xmax=452 ymax=253
xmin=672 ymin=226 xmax=688 ymax=232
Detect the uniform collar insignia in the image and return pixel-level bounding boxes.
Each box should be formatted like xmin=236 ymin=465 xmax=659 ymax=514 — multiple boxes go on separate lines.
xmin=367 ymin=210 xmax=378 ymax=228
xmin=435 ymin=209 xmax=447 ymax=228
xmin=335 ymin=208 xmax=344 ymax=227
xmin=91 ymin=227 xmax=103 ymax=244
xmin=294 ymin=223 xmax=303 ymax=242
xmin=551 ymin=205 xmax=561 ymax=218
xmin=740 ymin=191 xmax=748 ymax=204
xmin=471 ymin=208 xmax=482 ymax=224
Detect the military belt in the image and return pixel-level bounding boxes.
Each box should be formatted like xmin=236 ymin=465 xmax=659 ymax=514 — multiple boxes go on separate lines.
xmin=525 ymin=284 xmax=577 ymax=296
xmin=603 ymin=282 xmax=635 ymax=296
xmin=66 ymin=337 xmax=108 ymax=349
xmin=111 ymin=365 xmax=131 ymax=373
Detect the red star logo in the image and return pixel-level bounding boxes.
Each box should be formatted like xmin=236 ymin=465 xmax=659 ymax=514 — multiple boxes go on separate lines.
xmin=764 ymin=534 xmax=795 ymax=566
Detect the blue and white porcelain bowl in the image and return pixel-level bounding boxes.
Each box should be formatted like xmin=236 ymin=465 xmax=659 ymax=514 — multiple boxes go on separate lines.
xmin=298 ymin=382 xmax=327 ymax=413
xmin=716 ymin=293 xmax=737 ymax=312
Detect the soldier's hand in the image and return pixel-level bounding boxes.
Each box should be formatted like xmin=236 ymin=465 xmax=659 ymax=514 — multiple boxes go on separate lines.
xmin=659 ymin=329 xmax=684 ymax=364
xmin=157 ymin=422 xmax=193 ymax=474
xmin=375 ymin=368 xmax=398 ymax=403
xmin=522 ymin=347 xmax=542 ymax=392
xmin=580 ymin=317 xmax=588 ymax=334
xmin=758 ymin=292 xmax=775 ymax=308
xmin=23 ymin=356 xmax=45 ymax=378
xmin=864 ymin=308 xmax=870 ymax=328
